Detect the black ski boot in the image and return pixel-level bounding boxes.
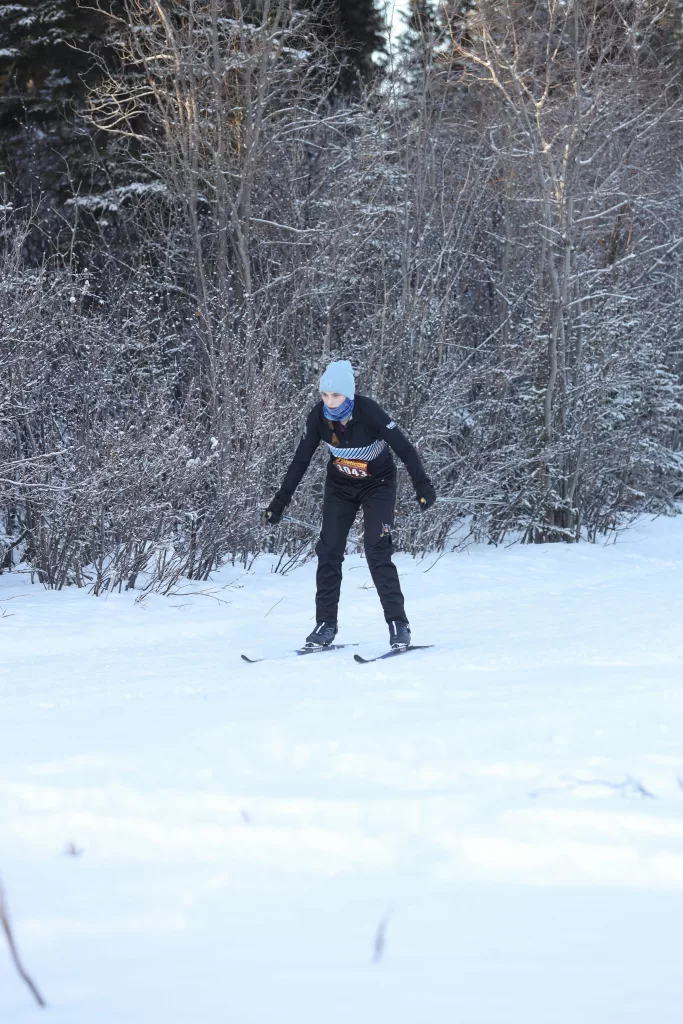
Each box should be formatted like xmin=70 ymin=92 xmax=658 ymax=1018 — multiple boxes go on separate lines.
xmin=304 ymin=622 xmax=338 ymax=648
xmin=389 ymin=620 xmax=411 ymax=650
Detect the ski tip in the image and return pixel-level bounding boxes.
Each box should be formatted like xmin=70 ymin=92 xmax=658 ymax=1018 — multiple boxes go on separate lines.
xmin=240 ymin=654 xmax=263 ymax=664
xmin=354 ymin=644 xmax=434 ymax=664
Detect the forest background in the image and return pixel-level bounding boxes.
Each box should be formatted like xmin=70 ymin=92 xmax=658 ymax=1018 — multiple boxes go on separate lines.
xmin=1 ymin=0 xmax=682 ymax=593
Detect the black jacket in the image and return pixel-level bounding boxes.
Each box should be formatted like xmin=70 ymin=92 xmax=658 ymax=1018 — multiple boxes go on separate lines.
xmin=276 ymin=395 xmax=429 ymax=504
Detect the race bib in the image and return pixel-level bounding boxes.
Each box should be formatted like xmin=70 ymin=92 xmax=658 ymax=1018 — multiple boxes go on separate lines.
xmin=334 ymin=457 xmax=369 ymax=479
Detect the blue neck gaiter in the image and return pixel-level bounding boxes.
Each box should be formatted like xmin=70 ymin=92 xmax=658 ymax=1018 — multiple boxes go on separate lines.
xmin=323 ymin=397 xmax=354 ymax=421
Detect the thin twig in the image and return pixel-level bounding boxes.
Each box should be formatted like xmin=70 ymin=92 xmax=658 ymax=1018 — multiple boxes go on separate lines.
xmin=0 ymin=451 xmax=70 ymax=470
xmin=372 ymin=905 xmax=394 ymax=965
xmin=0 ymin=477 xmax=77 ymax=492
xmin=264 ymin=595 xmax=285 ymax=617
xmin=0 ymin=879 xmax=46 ymax=1008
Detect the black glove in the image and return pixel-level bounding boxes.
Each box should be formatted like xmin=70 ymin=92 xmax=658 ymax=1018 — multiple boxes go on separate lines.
xmin=264 ymin=493 xmax=287 ymax=526
xmin=415 ymin=479 xmax=436 ymax=510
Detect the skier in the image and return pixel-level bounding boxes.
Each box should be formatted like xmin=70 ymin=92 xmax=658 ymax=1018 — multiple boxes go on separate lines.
xmin=264 ymin=360 xmax=436 ymax=651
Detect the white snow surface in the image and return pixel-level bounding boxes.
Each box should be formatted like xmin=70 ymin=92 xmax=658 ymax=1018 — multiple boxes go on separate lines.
xmin=2 ymin=514 xmax=683 ymax=1022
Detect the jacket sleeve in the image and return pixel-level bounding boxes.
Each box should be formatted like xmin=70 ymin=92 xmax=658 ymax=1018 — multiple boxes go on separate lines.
xmin=366 ymin=399 xmax=429 ymax=489
xmin=275 ymin=406 xmax=321 ymax=505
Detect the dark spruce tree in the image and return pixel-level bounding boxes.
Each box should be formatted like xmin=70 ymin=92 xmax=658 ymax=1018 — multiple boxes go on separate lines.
xmin=395 ymin=0 xmax=442 ymax=78
xmin=298 ymin=0 xmax=385 ymax=89
xmin=336 ymin=0 xmax=385 ymax=78
xmin=0 ymin=1 xmax=125 ymax=255
xmin=0 ymin=0 xmax=385 ymax=240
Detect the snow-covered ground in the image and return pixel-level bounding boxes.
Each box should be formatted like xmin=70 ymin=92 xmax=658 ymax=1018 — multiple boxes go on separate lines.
xmin=2 ymin=514 xmax=683 ymax=1022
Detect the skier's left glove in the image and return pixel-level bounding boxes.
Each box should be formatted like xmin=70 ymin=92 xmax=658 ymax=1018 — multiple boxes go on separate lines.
xmin=415 ymin=480 xmax=436 ymax=510
xmin=264 ymin=492 xmax=287 ymax=526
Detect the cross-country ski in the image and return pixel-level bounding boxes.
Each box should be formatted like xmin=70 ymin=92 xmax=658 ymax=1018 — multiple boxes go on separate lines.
xmin=241 ymin=644 xmax=357 ymax=664
xmin=353 ymin=644 xmax=435 ymax=664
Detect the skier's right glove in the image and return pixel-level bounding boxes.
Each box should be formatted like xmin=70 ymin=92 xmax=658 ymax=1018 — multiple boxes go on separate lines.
xmin=264 ymin=493 xmax=287 ymax=526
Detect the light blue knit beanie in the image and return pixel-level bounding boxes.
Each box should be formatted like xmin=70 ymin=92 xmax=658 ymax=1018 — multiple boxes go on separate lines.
xmin=319 ymin=359 xmax=355 ymax=399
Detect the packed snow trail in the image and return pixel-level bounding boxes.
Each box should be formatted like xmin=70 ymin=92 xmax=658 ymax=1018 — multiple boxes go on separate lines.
xmin=2 ymin=514 xmax=683 ymax=1022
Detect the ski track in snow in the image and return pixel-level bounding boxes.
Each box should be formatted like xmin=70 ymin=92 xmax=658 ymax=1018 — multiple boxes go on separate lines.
xmin=2 ymin=514 xmax=683 ymax=1022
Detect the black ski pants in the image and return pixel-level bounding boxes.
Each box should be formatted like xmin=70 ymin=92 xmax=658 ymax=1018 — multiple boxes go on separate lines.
xmin=315 ymin=469 xmax=407 ymax=624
